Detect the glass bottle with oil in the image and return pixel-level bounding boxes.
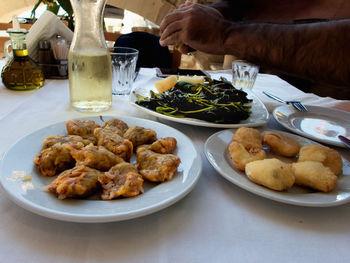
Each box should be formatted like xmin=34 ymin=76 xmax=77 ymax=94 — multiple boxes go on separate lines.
xmin=1 ymin=16 xmax=44 ymax=91
xmin=68 ymin=0 xmax=112 ymax=113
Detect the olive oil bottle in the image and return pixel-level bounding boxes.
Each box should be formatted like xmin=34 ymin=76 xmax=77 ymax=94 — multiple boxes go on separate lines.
xmin=1 ymin=17 xmax=44 ymax=90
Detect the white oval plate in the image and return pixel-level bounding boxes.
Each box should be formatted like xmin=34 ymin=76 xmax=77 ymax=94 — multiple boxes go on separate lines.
xmin=205 ymin=128 xmax=350 ymax=207
xmin=130 ymin=76 xmax=269 ymax=128
xmin=273 ymin=105 xmax=350 ymax=148
xmin=0 ymin=116 xmax=202 ymax=223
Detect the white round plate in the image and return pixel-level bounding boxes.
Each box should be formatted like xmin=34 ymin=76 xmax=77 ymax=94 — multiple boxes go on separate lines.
xmin=0 ymin=116 xmax=202 ymax=223
xmin=130 ymin=76 xmax=269 ymax=128
xmin=273 ymin=105 xmax=350 ymax=148
xmin=205 ymin=128 xmax=350 ymax=207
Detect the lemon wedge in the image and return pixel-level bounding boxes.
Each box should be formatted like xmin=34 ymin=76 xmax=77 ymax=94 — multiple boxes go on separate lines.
xmin=155 ymin=75 xmax=177 ymax=93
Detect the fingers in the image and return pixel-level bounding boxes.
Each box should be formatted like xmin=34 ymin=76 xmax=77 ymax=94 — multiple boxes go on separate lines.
xmin=160 ymin=18 xmax=185 ymax=44
xmin=160 ymin=5 xmax=193 ymax=34
xmin=184 ymin=0 xmax=193 ymax=7
xmin=179 ymin=0 xmax=193 ymax=9
xmin=180 ymin=44 xmax=195 ymax=54
xmin=159 ymin=28 xmax=182 ymax=47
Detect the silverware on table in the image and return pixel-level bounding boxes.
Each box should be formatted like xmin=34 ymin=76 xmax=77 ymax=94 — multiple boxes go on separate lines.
xmin=263 ymin=91 xmax=308 ymax=112
xmin=338 ymin=135 xmax=350 ymax=148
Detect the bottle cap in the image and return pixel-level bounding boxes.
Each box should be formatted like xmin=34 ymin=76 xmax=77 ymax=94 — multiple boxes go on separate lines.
xmin=7 ymin=15 xmax=28 ymax=34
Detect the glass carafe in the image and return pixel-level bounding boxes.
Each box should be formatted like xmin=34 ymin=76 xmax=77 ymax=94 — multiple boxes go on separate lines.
xmin=68 ymin=0 xmax=112 ymax=112
xmin=1 ymin=20 xmax=44 ymax=91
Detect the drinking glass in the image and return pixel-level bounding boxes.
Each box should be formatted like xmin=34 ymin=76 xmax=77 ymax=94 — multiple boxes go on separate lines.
xmin=111 ymin=47 xmax=139 ymax=95
xmin=232 ymin=60 xmax=259 ymax=89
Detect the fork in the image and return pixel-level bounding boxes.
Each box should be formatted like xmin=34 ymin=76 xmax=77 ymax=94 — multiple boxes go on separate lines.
xmin=263 ymin=91 xmax=308 ymax=112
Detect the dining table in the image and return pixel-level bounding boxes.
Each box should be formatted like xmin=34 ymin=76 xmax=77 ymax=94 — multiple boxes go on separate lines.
xmin=0 ymin=60 xmax=350 ymax=263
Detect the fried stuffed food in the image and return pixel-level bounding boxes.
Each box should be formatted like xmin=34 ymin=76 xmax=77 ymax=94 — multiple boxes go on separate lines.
xmin=263 ymin=131 xmax=300 ymax=157
xmin=34 ymin=142 xmax=78 ymax=176
xmin=43 ymin=135 xmax=91 ymax=149
xmin=45 ymin=165 xmax=102 ymax=199
xmin=228 ymin=141 xmax=266 ymax=171
xmin=292 ymin=161 xmax=337 ymax=192
xmin=136 ymin=147 xmax=180 ymax=182
xmin=99 ymin=163 xmax=144 ymax=200
xmin=67 ymin=143 xmax=124 ymax=171
xmin=298 ymin=145 xmax=343 ymax=175
xmin=94 ymin=128 xmax=133 ymax=161
xmin=66 ymin=119 xmax=100 ymax=143
xmin=245 ymin=158 xmax=295 ymax=191
xmin=123 ymin=126 xmax=157 ymax=149
xmin=102 ymin=118 xmax=129 ymax=136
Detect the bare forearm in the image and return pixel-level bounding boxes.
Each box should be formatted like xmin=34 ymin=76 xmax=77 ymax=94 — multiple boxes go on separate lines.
xmin=224 ymin=20 xmax=350 ymax=86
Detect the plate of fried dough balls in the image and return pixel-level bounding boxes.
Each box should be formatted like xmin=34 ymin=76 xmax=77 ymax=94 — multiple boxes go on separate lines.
xmin=205 ymin=127 xmax=350 ymax=207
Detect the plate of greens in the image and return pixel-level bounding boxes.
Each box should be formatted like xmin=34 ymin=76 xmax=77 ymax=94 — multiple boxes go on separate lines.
xmin=130 ymin=76 xmax=269 ymax=128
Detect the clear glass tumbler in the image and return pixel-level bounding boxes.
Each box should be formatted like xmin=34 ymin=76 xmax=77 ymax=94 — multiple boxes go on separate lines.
xmin=232 ymin=60 xmax=259 ymax=90
xmin=110 ymin=47 xmax=139 ymax=95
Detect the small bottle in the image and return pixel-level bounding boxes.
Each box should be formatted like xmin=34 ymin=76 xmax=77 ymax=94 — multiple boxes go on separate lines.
xmin=38 ymin=40 xmax=54 ymax=77
xmin=1 ymin=16 xmax=44 ymax=91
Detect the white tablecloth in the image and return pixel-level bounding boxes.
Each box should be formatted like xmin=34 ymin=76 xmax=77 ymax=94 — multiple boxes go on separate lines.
xmin=0 ymin=65 xmax=350 ymax=263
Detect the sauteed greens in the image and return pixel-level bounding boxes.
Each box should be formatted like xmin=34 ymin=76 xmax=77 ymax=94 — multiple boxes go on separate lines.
xmin=135 ymin=78 xmax=252 ymax=124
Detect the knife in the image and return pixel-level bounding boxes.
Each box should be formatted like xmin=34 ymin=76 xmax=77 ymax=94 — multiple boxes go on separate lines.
xmin=338 ymin=135 xmax=350 ymax=148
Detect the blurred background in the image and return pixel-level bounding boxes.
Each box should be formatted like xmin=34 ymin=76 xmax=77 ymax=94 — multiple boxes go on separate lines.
xmin=0 ymin=0 xmax=225 ymax=70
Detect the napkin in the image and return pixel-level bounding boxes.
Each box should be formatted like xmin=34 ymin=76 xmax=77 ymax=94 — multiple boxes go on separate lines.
xmin=26 ymin=11 xmax=73 ymax=62
xmin=252 ymin=74 xmax=347 ymax=112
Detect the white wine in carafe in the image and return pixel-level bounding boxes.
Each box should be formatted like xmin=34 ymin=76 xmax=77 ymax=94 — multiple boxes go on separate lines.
xmin=68 ymin=51 xmax=112 ymax=112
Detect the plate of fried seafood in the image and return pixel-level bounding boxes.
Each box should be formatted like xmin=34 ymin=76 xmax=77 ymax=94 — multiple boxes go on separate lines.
xmin=205 ymin=127 xmax=350 ymax=207
xmin=0 ymin=116 xmax=202 ymax=222
xmin=130 ymin=76 xmax=269 ymax=128
xmin=273 ymin=105 xmax=350 ymax=148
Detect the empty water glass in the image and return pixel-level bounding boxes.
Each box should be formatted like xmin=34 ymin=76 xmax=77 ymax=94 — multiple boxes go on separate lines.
xmin=232 ymin=60 xmax=259 ymax=89
xmin=111 ymin=47 xmax=139 ymax=95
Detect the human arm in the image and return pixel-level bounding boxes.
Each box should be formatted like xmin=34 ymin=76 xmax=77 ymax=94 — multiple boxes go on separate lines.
xmin=160 ymin=2 xmax=350 ymax=87
xmin=223 ymin=19 xmax=350 ymax=86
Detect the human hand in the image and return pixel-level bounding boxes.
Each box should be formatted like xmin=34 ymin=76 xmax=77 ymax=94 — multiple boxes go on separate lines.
xmin=159 ymin=1 xmax=229 ymax=54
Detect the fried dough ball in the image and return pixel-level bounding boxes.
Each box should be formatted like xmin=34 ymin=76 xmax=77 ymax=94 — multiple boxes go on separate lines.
xmin=245 ymin=158 xmax=295 ymax=191
xmin=94 ymin=128 xmax=133 ymax=162
xmin=123 ymin=126 xmax=157 ymax=149
xmin=98 ymin=163 xmax=144 ymax=200
xmin=228 ymin=141 xmax=266 ymax=171
xmin=45 ymin=165 xmax=102 ymax=199
xmin=102 ymin=118 xmax=129 ymax=136
xmin=298 ymin=145 xmax=343 ymax=175
xmin=292 ymin=161 xmax=338 ymax=192
xmin=263 ymin=131 xmax=300 ymax=157
xmin=136 ymin=147 xmax=181 ymax=182
xmin=42 ymin=135 xmax=92 ymax=149
xmin=67 ymin=143 xmax=125 ymax=171
xmin=34 ymin=142 xmax=79 ymax=176
xmin=233 ymin=127 xmax=263 ymax=151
